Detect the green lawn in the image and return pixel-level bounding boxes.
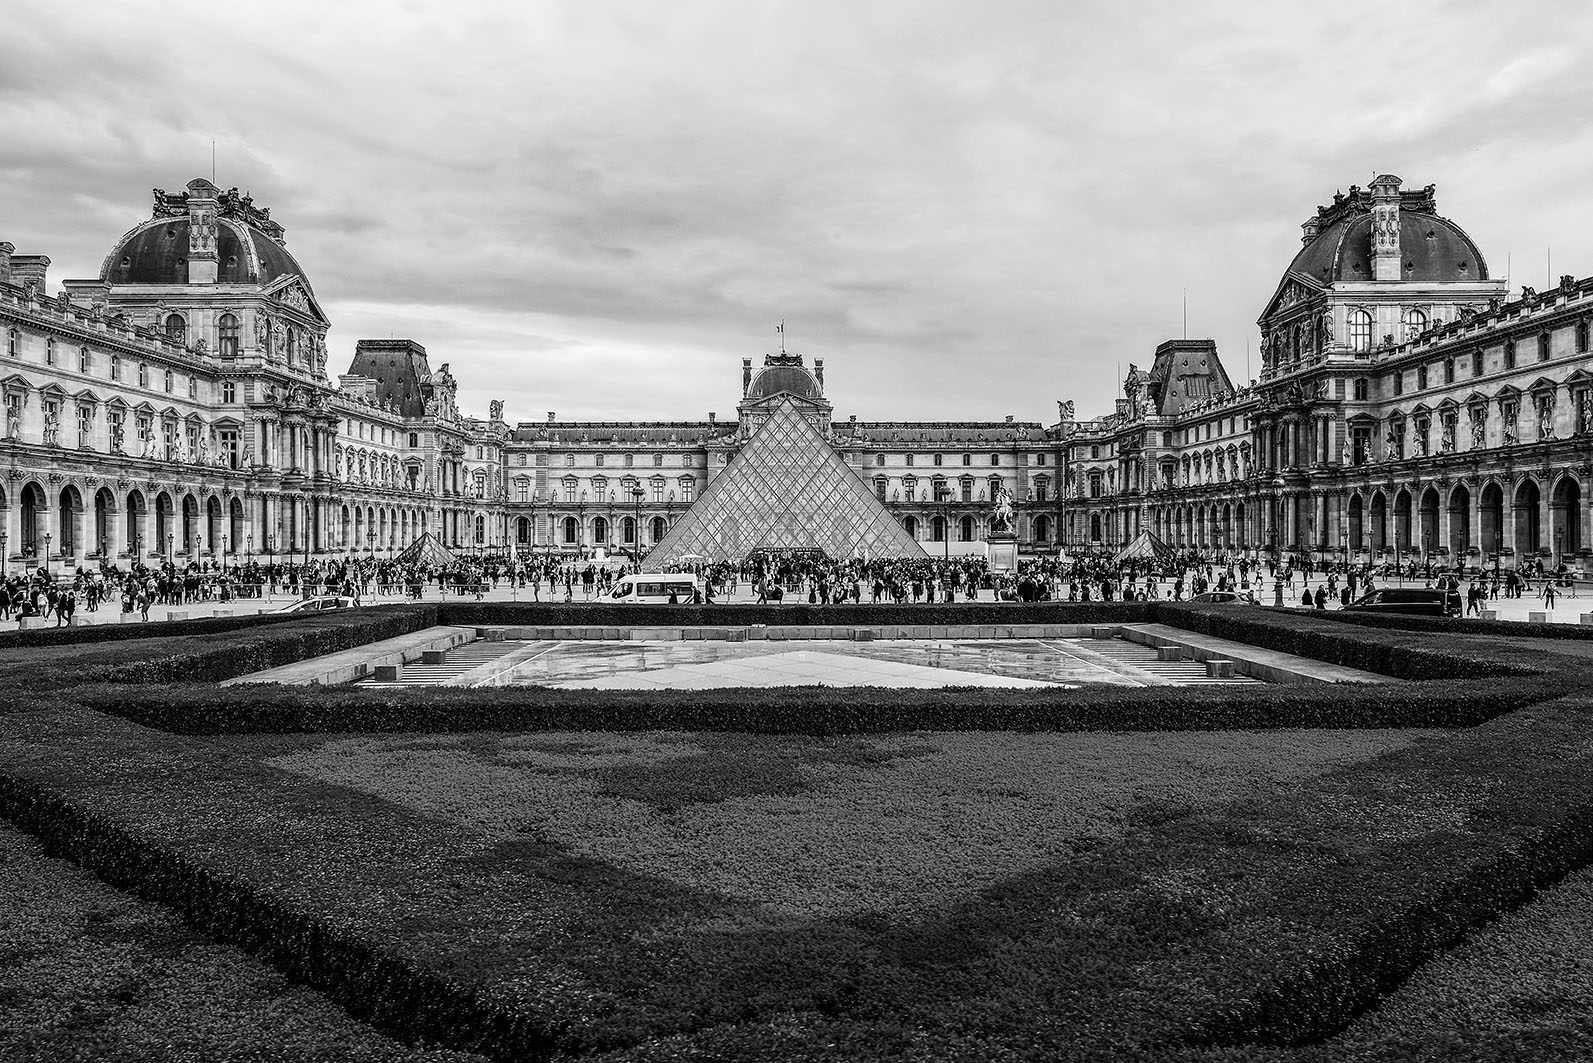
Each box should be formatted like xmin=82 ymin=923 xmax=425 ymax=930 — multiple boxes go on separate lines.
xmin=0 ymin=823 xmax=485 ymax=1063
xmin=247 ymin=729 xmax=1438 ymax=922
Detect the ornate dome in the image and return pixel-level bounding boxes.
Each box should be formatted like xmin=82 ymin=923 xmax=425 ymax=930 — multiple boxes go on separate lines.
xmin=1284 ymin=182 xmax=1489 ymax=287
xmin=99 ymin=182 xmax=312 ymax=291
xmin=745 ymin=361 xmax=822 ymax=402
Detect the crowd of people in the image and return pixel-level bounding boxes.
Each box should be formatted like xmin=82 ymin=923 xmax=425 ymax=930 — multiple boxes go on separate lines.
xmin=0 ymin=545 xmax=1580 ymax=626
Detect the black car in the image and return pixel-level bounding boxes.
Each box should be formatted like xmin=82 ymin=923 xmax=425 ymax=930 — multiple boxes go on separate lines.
xmin=1342 ymin=587 xmax=1462 ymax=617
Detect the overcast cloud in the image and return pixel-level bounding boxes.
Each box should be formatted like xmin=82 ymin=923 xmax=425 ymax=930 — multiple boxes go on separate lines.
xmin=4 ymin=0 xmax=1593 ymax=425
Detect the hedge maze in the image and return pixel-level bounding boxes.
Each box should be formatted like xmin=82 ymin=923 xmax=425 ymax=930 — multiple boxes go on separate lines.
xmin=1 ymin=602 xmax=1591 ymax=1062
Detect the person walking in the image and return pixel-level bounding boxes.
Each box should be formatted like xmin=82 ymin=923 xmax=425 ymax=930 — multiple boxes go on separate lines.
xmin=1542 ymin=578 xmax=1558 ymax=611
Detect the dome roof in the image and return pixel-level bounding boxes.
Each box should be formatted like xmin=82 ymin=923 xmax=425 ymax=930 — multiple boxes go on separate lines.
xmin=1286 ymin=210 xmax=1488 ymax=286
xmin=746 ymin=363 xmax=822 ymax=402
xmin=101 ymin=214 xmax=310 ymax=291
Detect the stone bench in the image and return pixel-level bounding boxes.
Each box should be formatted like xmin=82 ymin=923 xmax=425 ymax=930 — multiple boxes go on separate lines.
xmin=373 ymin=664 xmax=402 ymax=682
xmin=1205 ymin=659 xmax=1235 ymax=678
xmin=421 ymin=649 xmax=447 ymax=665
xmin=1528 ymin=611 xmax=1550 ymax=624
xmin=1156 ymin=645 xmax=1185 ymax=662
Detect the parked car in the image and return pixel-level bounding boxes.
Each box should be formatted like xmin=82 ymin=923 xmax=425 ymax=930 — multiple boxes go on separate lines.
xmin=1189 ymin=590 xmax=1254 ymax=604
xmin=271 ymin=595 xmax=360 ymax=613
xmin=1342 ymin=587 xmax=1461 ymax=617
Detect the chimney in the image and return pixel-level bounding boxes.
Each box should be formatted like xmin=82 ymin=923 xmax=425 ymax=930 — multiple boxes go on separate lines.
xmin=184 ymin=178 xmax=221 ymax=284
xmin=1370 ymin=174 xmax=1403 ymax=282
xmin=547 ymin=411 xmax=556 ymax=423
xmin=0 ymin=242 xmax=12 ymax=285
xmin=708 ymin=411 xmax=716 ymax=424
xmin=742 ymin=357 xmax=752 ymax=395
xmin=814 ymin=358 xmax=824 ymax=388
xmin=1005 ymin=414 xmax=1014 ymax=423
xmin=10 ymin=254 xmax=49 ymax=293
xmin=1301 ymin=216 xmax=1320 ymax=245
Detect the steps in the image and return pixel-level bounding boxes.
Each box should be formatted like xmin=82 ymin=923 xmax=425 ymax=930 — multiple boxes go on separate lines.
xmin=1068 ymin=636 xmax=1257 ymax=685
xmin=359 ymin=640 xmax=523 ymax=686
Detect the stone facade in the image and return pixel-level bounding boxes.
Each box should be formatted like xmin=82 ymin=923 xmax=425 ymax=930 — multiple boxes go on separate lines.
xmin=1064 ymin=174 xmax=1593 ymax=571
xmin=11 ymin=171 xmax=1582 ymax=572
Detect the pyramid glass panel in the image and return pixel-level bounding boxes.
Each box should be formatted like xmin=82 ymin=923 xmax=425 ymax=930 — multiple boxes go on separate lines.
xmin=646 ymin=398 xmax=926 ymax=565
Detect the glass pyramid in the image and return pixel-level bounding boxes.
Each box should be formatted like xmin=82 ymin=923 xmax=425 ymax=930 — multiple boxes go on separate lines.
xmin=646 ymin=398 xmax=927 ymax=565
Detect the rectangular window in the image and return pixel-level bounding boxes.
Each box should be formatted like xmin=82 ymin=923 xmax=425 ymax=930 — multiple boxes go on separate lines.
xmin=680 ymin=478 xmax=694 ymax=502
xmin=1353 ymin=378 xmax=1369 ymax=401
xmin=111 ymin=355 xmax=120 ymax=381
xmin=1444 ymin=358 xmax=1455 ymax=384
xmin=1417 ymin=365 xmax=1428 ymax=389
xmin=45 ymin=339 xmax=54 ymax=366
xmin=961 ymin=480 xmax=973 ymax=502
xmin=188 ymin=376 xmax=197 ymax=398
xmin=563 ymin=480 xmax=576 ymax=503
xmin=79 ymin=347 xmax=89 ymax=373
xmin=1393 ymin=371 xmax=1404 ymax=396
xmin=1036 ymin=453 xmax=1045 ymax=465
xmin=223 ymin=381 xmax=235 ymax=403
xmin=220 ymin=428 xmax=238 ymax=468
xmin=1473 ymin=349 xmax=1483 ymax=376
xmin=651 ymin=480 xmax=664 ymax=503
xmin=875 ymin=478 xmax=887 ymax=501
xmin=517 ymin=480 xmax=528 ymax=502
xmin=905 ymin=454 xmax=914 ymax=466
xmin=1539 ymin=333 xmax=1551 ymax=362
xmin=1035 ymin=483 xmax=1048 ymax=503
xmin=1504 ymin=341 xmax=1516 ymax=369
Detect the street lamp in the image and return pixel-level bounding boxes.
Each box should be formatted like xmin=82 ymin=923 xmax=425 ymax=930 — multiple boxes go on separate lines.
xmin=630 ymin=487 xmax=644 ymax=564
xmin=166 ymin=532 xmax=173 ymax=565
xmin=0 ymin=530 xmax=7 ymax=578
xmin=934 ymin=487 xmax=953 ymax=562
xmin=42 ymin=532 xmax=50 ymax=577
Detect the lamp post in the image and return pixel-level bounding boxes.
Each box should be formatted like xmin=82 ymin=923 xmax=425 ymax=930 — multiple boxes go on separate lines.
xmin=222 ymin=534 xmax=229 ymax=572
xmin=0 ymin=530 xmax=7 ymax=578
xmin=166 ymin=532 xmax=173 ymax=566
xmin=630 ymin=487 xmax=644 ymax=565
xmin=935 ymin=486 xmax=952 ymax=563
xmin=42 ymin=532 xmax=50 ymax=577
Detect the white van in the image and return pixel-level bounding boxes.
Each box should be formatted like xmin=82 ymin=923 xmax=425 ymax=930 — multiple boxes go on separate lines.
xmin=609 ymin=573 xmax=700 ymax=604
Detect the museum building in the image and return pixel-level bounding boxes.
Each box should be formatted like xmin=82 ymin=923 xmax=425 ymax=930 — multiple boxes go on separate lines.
xmin=1066 ymin=174 xmax=1593 ymax=571
xmin=3 ymin=173 xmax=1591 ymax=571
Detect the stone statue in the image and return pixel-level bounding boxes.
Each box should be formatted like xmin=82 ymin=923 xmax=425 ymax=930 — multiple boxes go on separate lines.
xmin=1340 ymin=440 xmax=1351 ymax=466
xmin=1503 ymin=410 xmax=1519 ymax=446
xmin=489 ymin=399 xmax=504 ymax=422
xmin=5 ymin=405 xmax=19 ymax=441
xmin=255 ymin=314 xmax=269 ymax=348
xmin=141 ymin=430 xmax=158 ymax=459
xmin=1539 ymin=405 xmax=1555 ymax=440
xmin=1470 ymin=414 xmax=1486 ymax=449
xmin=1319 ymin=311 xmax=1334 ymax=344
xmin=1385 ymin=431 xmax=1400 ymax=460
xmin=1441 ymin=421 xmax=1456 ymax=453
xmin=271 ymin=320 xmax=286 ymax=357
xmin=241 ymin=442 xmax=254 ymax=466
xmin=1581 ymin=396 xmax=1593 ymax=435
xmin=111 ymin=422 xmax=124 ymax=453
xmin=1359 ymin=441 xmax=1372 ymax=465
xmin=1056 ymin=399 xmax=1074 ymax=422
xmin=41 ymin=410 xmax=59 ymax=446
xmin=991 ymin=483 xmax=1014 ymax=534
xmin=198 ymin=436 xmax=209 ymax=465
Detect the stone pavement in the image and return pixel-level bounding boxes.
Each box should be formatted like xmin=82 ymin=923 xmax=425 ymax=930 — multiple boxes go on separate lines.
xmin=3 ymin=574 xmax=1589 ymax=634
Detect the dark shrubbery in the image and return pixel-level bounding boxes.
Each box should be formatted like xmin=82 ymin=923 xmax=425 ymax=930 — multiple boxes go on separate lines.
xmin=436 ymin=599 xmax=1150 ymax=628
xmin=74 ymin=674 xmax=1548 ymax=737
xmin=0 ymin=605 xmax=437 ymax=693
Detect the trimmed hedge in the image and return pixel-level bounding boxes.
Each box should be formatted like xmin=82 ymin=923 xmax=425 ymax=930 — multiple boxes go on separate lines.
xmin=0 ymin=606 xmax=315 ymax=651
xmin=0 ymin=605 xmax=438 ymax=693
xmin=73 ymin=673 xmax=1552 ymax=736
xmin=436 ymin=599 xmax=1151 ymax=628
xmin=5 ymin=694 xmax=1593 ymax=1061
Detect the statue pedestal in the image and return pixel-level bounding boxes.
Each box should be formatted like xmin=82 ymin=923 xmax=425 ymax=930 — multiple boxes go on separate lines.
xmin=987 ymin=533 xmax=1018 ymax=573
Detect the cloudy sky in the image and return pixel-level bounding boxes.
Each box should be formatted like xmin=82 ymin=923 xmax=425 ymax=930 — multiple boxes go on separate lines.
xmin=4 ymin=1 xmax=1593 ymax=425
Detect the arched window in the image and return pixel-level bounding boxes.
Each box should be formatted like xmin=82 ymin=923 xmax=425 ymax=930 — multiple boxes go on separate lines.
xmin=1034 ymin=516 xmax=1051 ymax=542
xmin=562 ymin=516 xmax=578 ymax=544
xmin=1539 ymin=332 xmax=1551 ymax=362
xmin=1348 ymin=310 xmax=1373 ymax=352
xmin=138 ymin=362 xmax=148 ymax=388
xmin=164 ymin=314 xmax=186 ymax=343
xmin=1403 ymin=308 xmax=1427 ymax=340
xmin=904 ymin=515 xmax=919 ymax=539
xmin=960 ymin=515 xmax=975 ymax=541
xmin=875 ymin=454 xmax=885 ymax=466
xmin=218 ymin=313 xmax=240 ymax=356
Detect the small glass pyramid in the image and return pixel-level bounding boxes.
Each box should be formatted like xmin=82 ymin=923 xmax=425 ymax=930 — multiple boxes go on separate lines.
xmin=646 ymin=397 xmax=926 ymax=565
